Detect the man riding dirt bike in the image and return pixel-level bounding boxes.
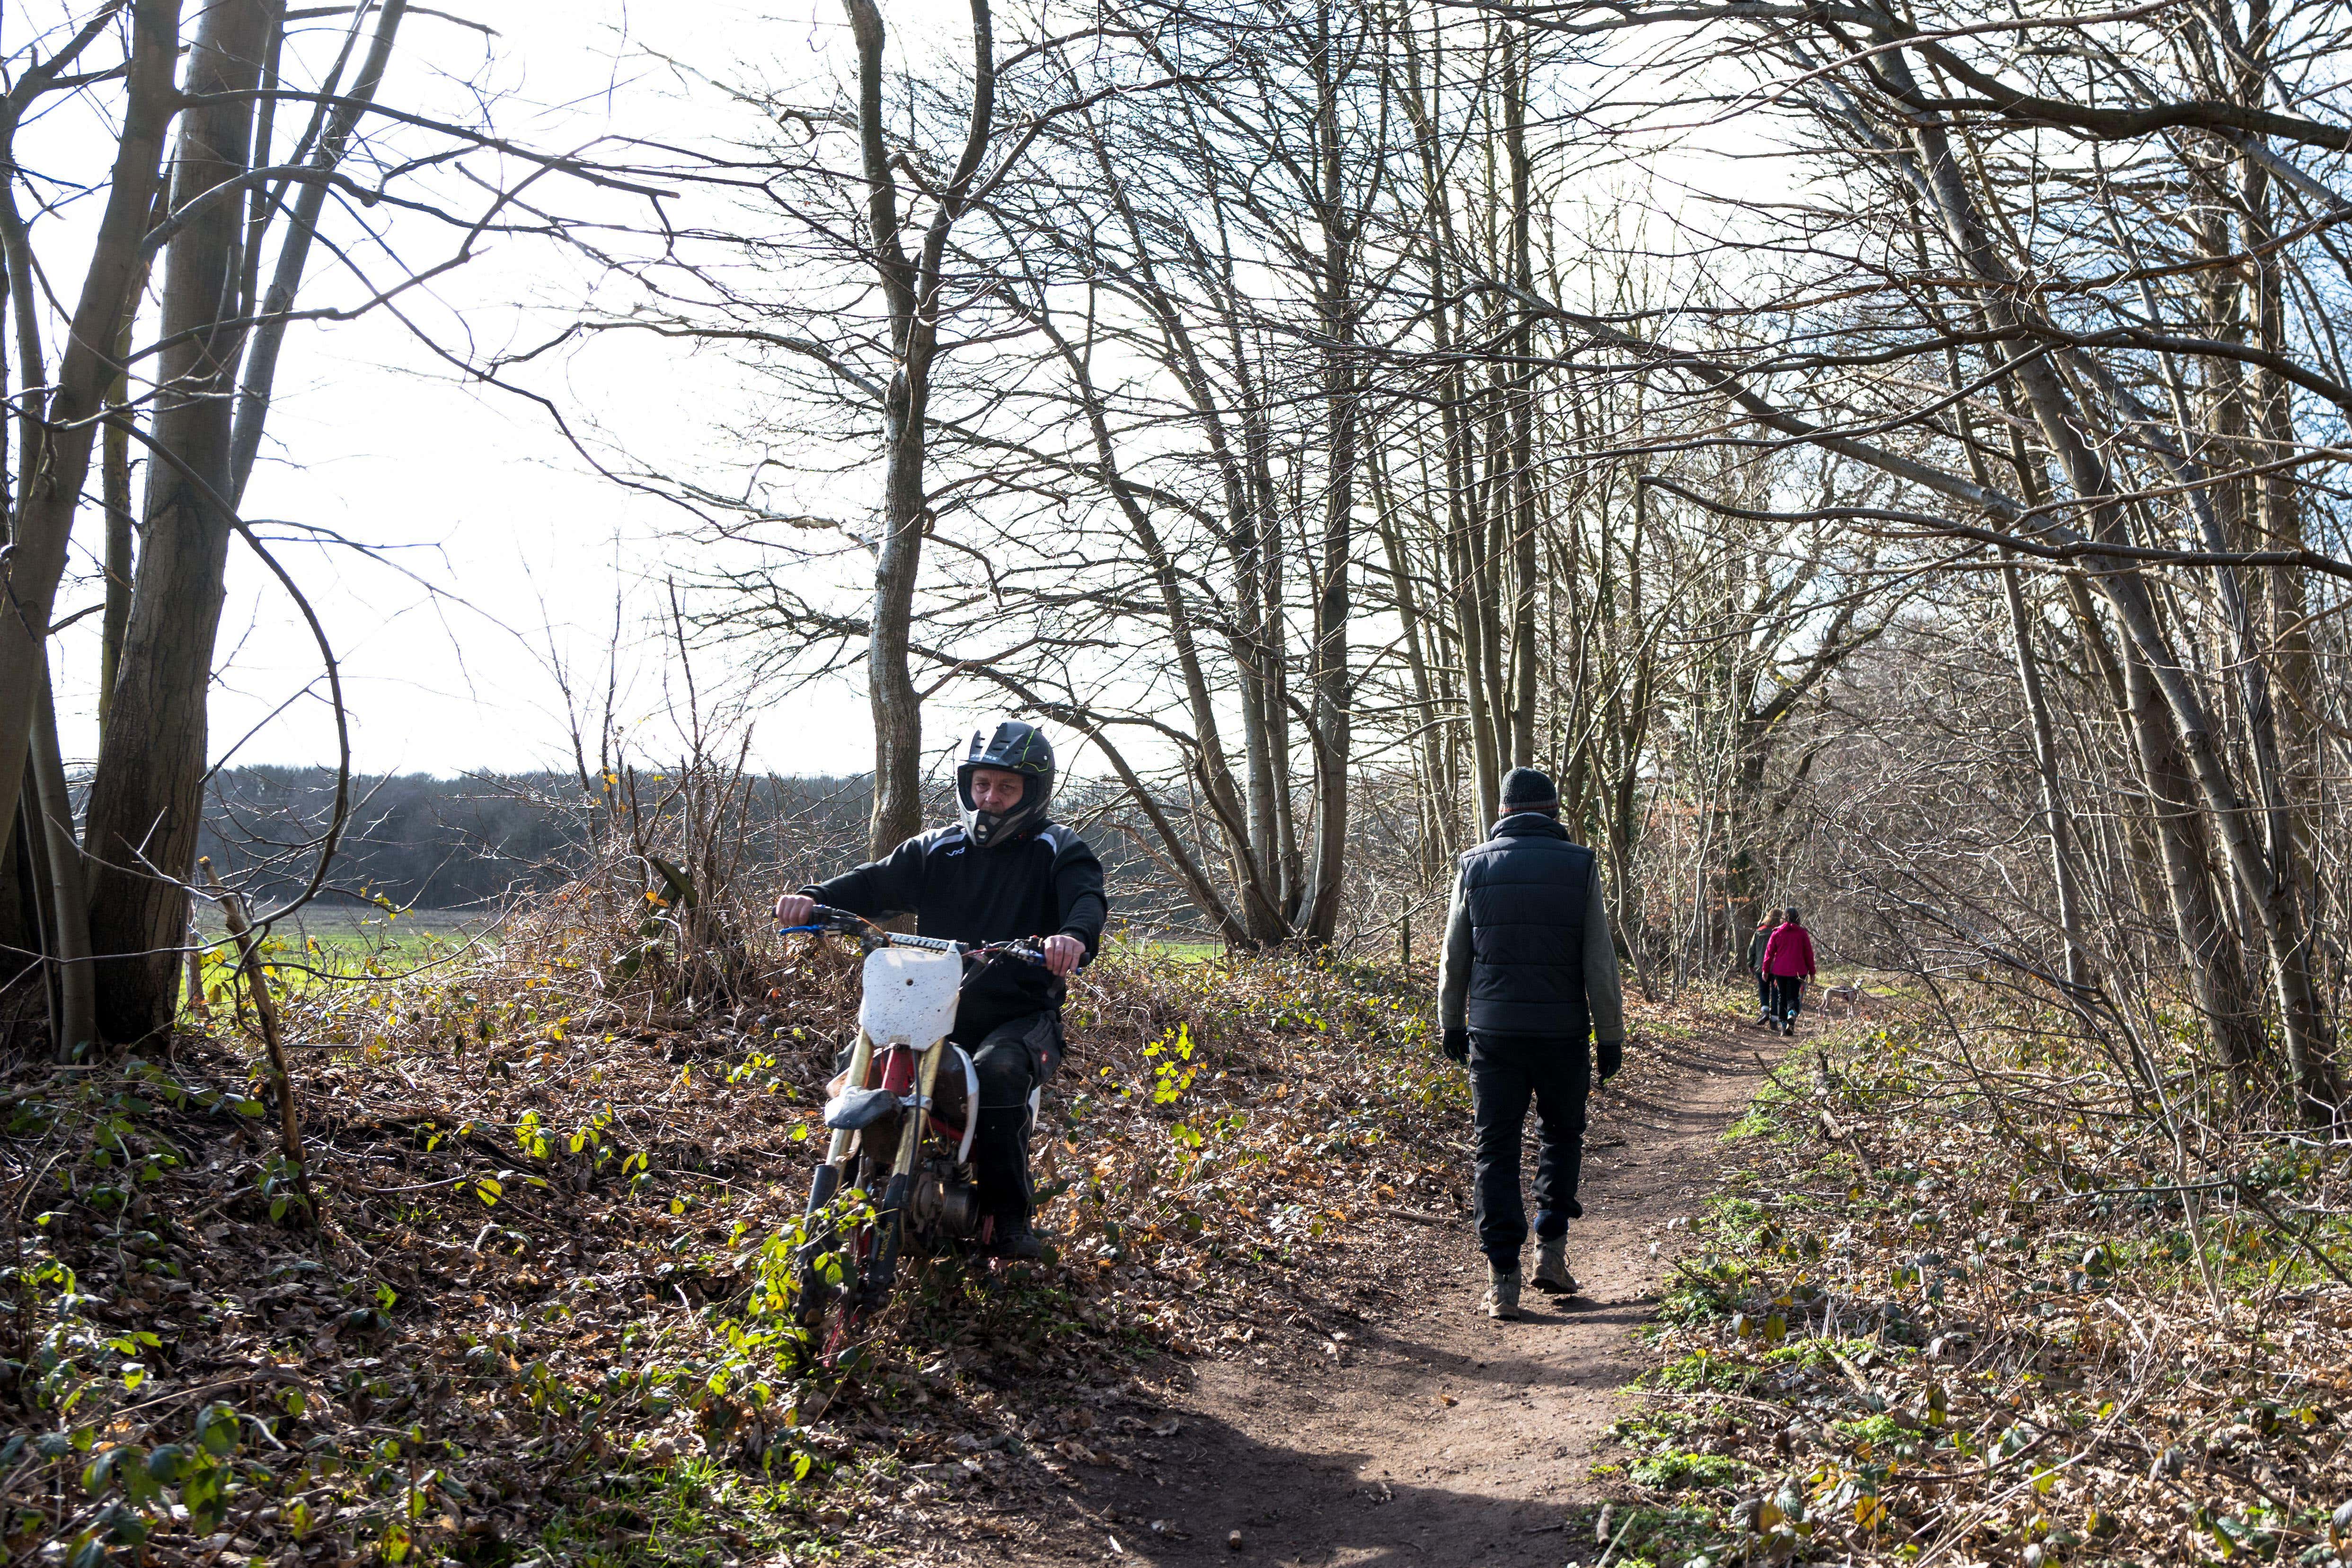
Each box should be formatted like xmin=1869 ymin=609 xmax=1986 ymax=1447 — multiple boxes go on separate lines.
xmin=774 ymin=720 xmax=1105 ymax=1267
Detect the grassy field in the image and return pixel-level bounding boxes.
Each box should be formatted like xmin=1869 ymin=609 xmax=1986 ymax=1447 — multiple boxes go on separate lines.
xmin=1105 ymin=934 xmax=1226 ymax=963
xmin=188 ymin=904 xmax=491 ymax=999
xmin=182 ymin=916 xmax=1229 ymax=1016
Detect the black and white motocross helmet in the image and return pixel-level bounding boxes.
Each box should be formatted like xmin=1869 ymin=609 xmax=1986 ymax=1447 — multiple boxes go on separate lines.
xmin=955 ymin=719 xmax=1056 ymax=849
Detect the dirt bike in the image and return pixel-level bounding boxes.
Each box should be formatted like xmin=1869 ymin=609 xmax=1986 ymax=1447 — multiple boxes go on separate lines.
xmin=777 ymin=904 xmax=1045 ymax=1363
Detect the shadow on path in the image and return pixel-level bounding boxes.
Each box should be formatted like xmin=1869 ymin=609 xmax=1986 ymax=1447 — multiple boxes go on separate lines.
xmin=990 ymin=1004 xmax=1781 ymax=1567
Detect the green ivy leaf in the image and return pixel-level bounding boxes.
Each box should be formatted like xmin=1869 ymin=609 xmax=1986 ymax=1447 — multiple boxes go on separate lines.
xmin=195 ymin=1401 xmax=239 ymax=1457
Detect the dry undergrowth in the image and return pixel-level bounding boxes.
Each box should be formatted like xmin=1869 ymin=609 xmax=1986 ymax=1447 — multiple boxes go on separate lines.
xmin=1 ymin=885 xmax=1494 ymax=1567
xmin=1607 ymin=996 xmax=2352 ymax=1568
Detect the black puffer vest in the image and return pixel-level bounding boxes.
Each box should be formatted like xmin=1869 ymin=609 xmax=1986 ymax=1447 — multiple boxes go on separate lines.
xmin=1458 ymin=812 xmax=1597 ymax=1037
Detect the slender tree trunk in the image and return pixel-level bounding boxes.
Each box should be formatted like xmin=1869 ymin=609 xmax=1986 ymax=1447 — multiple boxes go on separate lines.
xmin=1893 ymin=47 xmax=2335 ymax=1113
xmin=0 ymin=0 xmax=183 ymax=849
xmin=867 ymin=402 xmax=928 ymax=856
xmin=1998 ymin=559 xmax=2095 ymax=992
xmin=1300 ymin=1 xmax=1356 ymax=943
xmin=99 ymin=394 xmax=134 ymax=732
xmin=83 ymin=0 xmax=275 ymax=1045
xmin=2121 ymin=638 xmax=2266 ymax=1077
xmin=30 ymin=675 xmax=94 ymax=1057
xmin=1392 ymin=3 xmax=1492 ymax=837
xmin=1370 ymin=451 xmax=1450 ymax=881
xmin=1223 ymin=305 xmax=1292 ymax=937
xmin=227 ymin=0 xmax=408 ymax=500
xmin=1502 ymin=24 xmax=1539 ymax=768
xmin=841 ymin=0 xmax=994 ymax=858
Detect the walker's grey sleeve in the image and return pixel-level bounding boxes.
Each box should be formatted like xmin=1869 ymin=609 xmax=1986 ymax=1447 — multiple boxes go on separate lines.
xmin=1437 ymin=870 xmax=1474 ymax=1031
xmin=1585 ymin=861 xmax=1626 ymax=1045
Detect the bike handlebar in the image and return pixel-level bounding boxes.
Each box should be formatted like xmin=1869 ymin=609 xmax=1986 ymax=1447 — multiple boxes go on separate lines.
xmin=780 ymin=905 xmax=1045 ymax=966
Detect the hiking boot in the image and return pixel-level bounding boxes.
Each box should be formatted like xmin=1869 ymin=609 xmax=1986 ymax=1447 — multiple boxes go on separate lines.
xmin=1533 ymin=1237 xmax=1578 ymax=1295
xmin=1484 ymin=1264 xmax=1522 ymax=1321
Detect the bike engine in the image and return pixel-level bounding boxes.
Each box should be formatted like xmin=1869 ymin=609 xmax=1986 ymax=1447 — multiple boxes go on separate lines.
xmin=908 ymin=1159 xmax=981 ymax=1238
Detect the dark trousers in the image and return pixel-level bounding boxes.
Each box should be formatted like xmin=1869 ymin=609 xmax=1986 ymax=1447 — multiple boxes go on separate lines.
xmin=1755 ymin=971 xmax=1773 ymax=1012
xmin=959 ymin=1011 xmax=1063 ymax=1226
xmin=1468 ymin=1032 xmax=1591 ymax=1268
xmin=1770 ymin=975 xmax=1806 ymax=1028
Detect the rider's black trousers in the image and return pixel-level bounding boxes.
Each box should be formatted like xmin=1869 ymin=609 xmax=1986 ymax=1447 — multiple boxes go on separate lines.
xmin=961 ymin=1010 xmax=1063 ymax=1228
xmin=1468 ymin=1031 xmax=1590 ymax=1268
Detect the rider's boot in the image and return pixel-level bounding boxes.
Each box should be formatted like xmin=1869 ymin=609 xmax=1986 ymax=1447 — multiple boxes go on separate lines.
xmin=974 ymin=1105 xmax=1049 ymax=1261
xmin=981 ymin=1223 xmax=1049 ymax=1261
xmin=1533 ymin=1235 xmax=1578 ymax=1295
xmin=1484 ymin=1260 xmax=1523 ymax=1320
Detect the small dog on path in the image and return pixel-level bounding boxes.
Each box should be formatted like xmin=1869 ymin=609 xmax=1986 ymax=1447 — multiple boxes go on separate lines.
xmin=1821 ymin=984 xmax=1870 ymax=1019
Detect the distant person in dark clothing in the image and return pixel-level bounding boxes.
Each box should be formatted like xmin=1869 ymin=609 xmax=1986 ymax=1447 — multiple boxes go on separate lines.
xmin=1762 ymin=907 xmax=1817 ymax=1037
xmin=1745 ymin=909 xmax=1782 ymax=1024
xmin=1436 ymin=767 xmax=1626 ymax=1321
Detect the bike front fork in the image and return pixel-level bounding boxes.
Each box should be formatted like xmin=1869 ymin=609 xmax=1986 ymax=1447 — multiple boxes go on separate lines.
xmin=796 ymin=1032 xmax=946 ymax=1316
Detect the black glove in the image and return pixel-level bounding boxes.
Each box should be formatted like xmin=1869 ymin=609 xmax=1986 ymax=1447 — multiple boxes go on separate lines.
xmin=1597 ymin=1039 xmax=1623 ymax=1083
xmin=1442 ymin=1026 xmax=1470 ymax=1063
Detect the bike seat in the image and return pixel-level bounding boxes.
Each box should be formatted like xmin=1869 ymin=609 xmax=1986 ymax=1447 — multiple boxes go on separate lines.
xmin=822 ymin=1086 xmax=902 ymax=1130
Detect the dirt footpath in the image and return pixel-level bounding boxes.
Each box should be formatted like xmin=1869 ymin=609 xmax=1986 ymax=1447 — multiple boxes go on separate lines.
xmin=1009 ymin=1019 xmax=1773 ymax=1568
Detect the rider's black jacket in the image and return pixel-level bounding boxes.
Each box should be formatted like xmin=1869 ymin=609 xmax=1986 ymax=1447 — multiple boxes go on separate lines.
xmin=799 ymin=821 xmax=1108 ymax=1039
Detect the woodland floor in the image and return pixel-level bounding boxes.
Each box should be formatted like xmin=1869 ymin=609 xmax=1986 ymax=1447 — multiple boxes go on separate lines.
xmin=3 ymin=929 xmax=1803 ymax=1568
xmin=45 ymin=929 xmax=2335 ymax=1568
xmin=876 ymin=1011 xmax=1779 ymax=1568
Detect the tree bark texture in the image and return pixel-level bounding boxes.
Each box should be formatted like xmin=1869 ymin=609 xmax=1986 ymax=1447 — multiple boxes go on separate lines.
xmin=1998 ymin=560 xmax=2095 ymax=993
xmin=31 ymin=676 xmax=94 ymax=1056
xmin=1889 ymin=44 xmax=2337 ymax=1114
xmin=1300 ymin=3 xmax=1358 ymax=943
xmin=841 ymin=0 xmax=995 ymax=858
xmin=0 ymin=0 xmax=183 ymax=851
xmin=84 ymin=0 xmax=276 ymax=1044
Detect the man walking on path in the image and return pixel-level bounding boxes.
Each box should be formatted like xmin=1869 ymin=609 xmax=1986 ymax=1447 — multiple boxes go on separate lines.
xmin=1437 ymin=766 xmax=1626 ymax=1321
xmin=1745 ymin=909 xmax=1781 ymax=1025
xmin=1762 ymin=907 xmax=1817 ymax=1037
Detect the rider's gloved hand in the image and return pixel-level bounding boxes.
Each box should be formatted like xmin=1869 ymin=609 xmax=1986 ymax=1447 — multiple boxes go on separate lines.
xmin=1597 ymin=1039 xmax=1623 ymax=1083
xmin=774 ymin=893 xmax=816 ymax=927
xmin=1442 ymin=1026 xmax=1469 ymax=1063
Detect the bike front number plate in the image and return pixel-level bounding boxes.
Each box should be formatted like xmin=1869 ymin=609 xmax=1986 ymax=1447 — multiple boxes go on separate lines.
xmin=858 ymin=946 xmax=964 ymax=1046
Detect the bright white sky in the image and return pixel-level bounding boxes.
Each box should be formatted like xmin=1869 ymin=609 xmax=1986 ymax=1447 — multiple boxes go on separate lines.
xmin=36 ymin=0 xmax=1771 ymax=784
xmin=44 ymin=0 xmax=996 ymax=781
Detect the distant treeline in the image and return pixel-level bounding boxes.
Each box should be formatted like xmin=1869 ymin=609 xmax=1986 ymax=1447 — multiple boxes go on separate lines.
xmin=199 ymin=767 xmax=879 ymax=910
xmin=197 ymin=766 xmax=1172 ymax=922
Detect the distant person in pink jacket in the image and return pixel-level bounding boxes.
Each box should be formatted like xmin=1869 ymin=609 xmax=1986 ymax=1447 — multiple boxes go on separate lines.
xmin=1761 ymin=909 xmax=1817 ymax=1037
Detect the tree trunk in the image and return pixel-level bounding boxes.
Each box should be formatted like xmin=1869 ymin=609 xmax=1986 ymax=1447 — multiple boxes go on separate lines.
xmin=0 ymin=0 xmax=183 ymax=849
xmin=841 ymin=0 xmax=994 ymax=858
xmin=99 ymin=392 xmax=134 ymax=732
xmin=867 ymin=404 xmax=928 ymax=856
xmin=1892 ymin=46 xmax=2335 ymax=1114
xmin=1502 ymin=24 xmax=1539 ymax=768
xmin=2121 ymin=643 xmax=2266 ymax=1079
xmin=30 ymin=675 xmax=94 ymax=1057
xmin=1300 ymin=2 xmax=1356 ymax=943
xmin=83 ymin=0 xmax=275 ymax=1045
xmin=228 ymin=0 xmax=408 ymax=501
xmin=1998 ymin=559 xmax=2095 ymax=993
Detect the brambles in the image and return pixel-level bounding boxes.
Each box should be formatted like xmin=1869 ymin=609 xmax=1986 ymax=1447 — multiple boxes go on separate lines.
xmin=1610 ymin=997 xmax=2352 ymax=1567
xmin=1 ymin=874 xmax=1474 ymax=1564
